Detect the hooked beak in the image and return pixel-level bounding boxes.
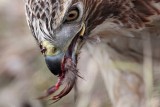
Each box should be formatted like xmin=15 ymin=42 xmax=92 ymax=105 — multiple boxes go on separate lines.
xmin=39 ymin=23 xmax=86 ymax=101
xmin=41 ymin=23 xmax=86 ymax=76
xmin=45 ymin=53 xmax=64 ymax=75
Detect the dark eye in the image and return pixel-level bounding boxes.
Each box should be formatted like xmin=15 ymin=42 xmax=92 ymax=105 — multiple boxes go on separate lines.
xmin=65 ymin=8 xmax=79 ymax=22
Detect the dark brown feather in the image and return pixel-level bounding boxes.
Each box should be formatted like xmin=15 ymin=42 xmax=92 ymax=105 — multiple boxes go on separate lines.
xmin=77 ymin=0 xmax=160 ymax=31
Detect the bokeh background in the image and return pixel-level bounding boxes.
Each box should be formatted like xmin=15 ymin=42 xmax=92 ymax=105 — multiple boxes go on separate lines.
xmin=0 ymin=0 xmax=111 ymax=107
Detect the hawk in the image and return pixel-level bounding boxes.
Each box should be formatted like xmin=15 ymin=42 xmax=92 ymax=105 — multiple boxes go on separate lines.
xmin=24 ymin=0 xmax=160 ymax=106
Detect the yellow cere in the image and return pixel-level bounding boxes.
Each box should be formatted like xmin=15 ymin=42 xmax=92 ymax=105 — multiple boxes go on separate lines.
xmin=41 ymin=41 xmax=56 ymax=56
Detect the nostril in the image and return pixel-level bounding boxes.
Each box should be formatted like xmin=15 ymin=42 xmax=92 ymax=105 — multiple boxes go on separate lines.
xmin=40 ymin=44 xmax=47 ymax=55
xmin=41 ymin=47 xmax=47 ymax=55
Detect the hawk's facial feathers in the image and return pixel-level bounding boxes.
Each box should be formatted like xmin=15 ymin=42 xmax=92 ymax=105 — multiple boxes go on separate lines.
xmin=25 ymin=0 xmax=86 ymax=100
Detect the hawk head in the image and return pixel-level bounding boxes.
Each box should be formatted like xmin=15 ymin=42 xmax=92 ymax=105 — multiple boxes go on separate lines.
xmin=25 ymin=0 xmax=110 ymax=101
xmin=25 ymin=0 xmax=160 ymax=101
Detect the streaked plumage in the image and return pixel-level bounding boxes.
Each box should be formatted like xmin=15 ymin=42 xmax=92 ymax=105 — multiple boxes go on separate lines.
xmin=24 ymin=0 xmax=160 ymax=106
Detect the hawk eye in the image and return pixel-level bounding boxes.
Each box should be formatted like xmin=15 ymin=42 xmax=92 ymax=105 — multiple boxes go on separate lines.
xmin=65 ymin=8 xmax=79 ymax=22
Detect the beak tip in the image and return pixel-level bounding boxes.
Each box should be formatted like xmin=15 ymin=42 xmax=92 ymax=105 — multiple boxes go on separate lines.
xmin=45 ymin=53 xmax=64 ymax=75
